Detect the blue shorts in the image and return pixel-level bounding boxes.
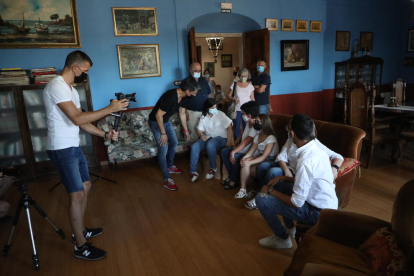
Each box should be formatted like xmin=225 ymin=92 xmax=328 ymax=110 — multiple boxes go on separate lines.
xmin=47 ymin=147 xmax=90 ymax=193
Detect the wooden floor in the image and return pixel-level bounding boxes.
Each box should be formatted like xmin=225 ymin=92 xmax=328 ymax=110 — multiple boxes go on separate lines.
xmin=0 ymin=149 xmax=412 ymax=276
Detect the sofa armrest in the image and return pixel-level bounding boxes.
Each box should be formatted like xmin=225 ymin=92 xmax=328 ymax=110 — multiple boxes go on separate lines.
xmin=309 ymin=209 xmax=390 ymax=248
xmin=300 ymin=263 xmax=368 ymax=276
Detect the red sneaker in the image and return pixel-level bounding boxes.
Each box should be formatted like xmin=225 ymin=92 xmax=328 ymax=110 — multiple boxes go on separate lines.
xmin=164 ymin=178 xmax=178 ymax=191
xmin=168 ymin=165 xmax=182 ymax=174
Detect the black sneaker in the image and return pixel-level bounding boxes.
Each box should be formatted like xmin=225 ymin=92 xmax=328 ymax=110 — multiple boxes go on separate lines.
xmin=74 ymin=242 xmax=106 ymax=261
xmin=72 ymin=227 xmax=103 ymax=243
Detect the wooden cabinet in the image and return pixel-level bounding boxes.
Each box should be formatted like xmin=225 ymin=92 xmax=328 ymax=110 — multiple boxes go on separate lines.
xmin=0 ymin=80 xmax=100 ymax=179
xmin=333 ymin=56 xmax=383 ymax=123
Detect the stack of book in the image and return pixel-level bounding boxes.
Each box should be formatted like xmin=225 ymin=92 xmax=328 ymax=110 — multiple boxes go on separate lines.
xmin=0 ymin=69 xmax=30 ymax=85
xmin=32 ymin=67 xmax=58 ymax=84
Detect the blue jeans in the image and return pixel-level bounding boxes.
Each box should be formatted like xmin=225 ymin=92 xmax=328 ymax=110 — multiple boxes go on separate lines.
xmin=47 ymin=147 xmax=90 ymax=193
xmin=190 ymin=137 xmax=227 ymax=173
xmin=232 ymin=111 xmax=247 ymax=140
xmin=258 ymin=104 xmax=269 ymax=115
xmin=149 ymin=120 xmax=178 ymax=180
xmin=256 ymin=161 xmax=295 ymax=187
xmin=256 ymin=181 xmax=321 ymax=238
xmin=221 ymin=147 xmax=246 ymax=182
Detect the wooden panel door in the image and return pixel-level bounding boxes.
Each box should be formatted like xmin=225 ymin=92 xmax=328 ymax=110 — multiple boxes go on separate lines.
xmin=244 ymin=28 xmax=270 ymax=74
xmin=188 ymin=27 xmax=197 ymax=65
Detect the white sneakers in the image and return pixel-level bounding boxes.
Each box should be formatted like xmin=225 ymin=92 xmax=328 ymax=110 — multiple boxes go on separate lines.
xmin=282 ymin=223 xmax=296 ymax=239
xmin=258 ymin=235 xmax=293 ymax=249
xmin=206 ymin=168 xmax=216 ymax=180
xmin=234 ymin=188 xmax=247 ymax=198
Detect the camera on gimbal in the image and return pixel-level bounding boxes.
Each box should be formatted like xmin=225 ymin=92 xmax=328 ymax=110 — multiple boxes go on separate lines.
xmin=112 ymin=92 xmax=137 ymax=108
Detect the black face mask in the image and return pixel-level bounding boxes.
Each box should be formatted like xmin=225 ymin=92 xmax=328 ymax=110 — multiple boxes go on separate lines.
xmin=253 ymin=122 xmax=262 ymax=131
xmin=74 ymin=71 xmax=88 ymax=83
xmin=233 ymin=72 xmax=237 ymax=76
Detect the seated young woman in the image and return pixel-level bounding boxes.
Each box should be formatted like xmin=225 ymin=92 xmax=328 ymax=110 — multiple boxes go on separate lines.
xmin=245 ymin=121 xmax=344 ymax=209
xmin=190 ymin=98 xmax=233 ymax=182
xmin=221 ymin=101 xmax=259 ymax=190
xmin=234 ymin=114 xmax=279 ymax=199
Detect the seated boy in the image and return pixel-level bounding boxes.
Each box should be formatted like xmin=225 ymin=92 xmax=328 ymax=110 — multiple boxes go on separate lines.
xmin=256 ymin=114 xmax=338 ymax=249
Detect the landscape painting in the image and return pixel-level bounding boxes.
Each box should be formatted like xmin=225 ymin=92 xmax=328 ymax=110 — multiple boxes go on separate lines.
xmin=0 ymin=0 xmax=81 ymax=48
xmin=112 ymin=8 xmax=158 ymax=36
xmin=117 ymin=44 xmax=161 ymax=79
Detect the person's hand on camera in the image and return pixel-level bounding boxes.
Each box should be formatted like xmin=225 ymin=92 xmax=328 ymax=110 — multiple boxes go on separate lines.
xmin=159 ymin=134 xmax=168 ymax=147
xmin=108 ymin=129 xmax=119 ymax=141
xmin=109 ymin=99 xmax=129 ymax=113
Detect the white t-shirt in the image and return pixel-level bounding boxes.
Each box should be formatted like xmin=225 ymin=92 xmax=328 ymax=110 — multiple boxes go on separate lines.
xmin=252 ymin=134 xmax=278 ymax=157
xmin=43 ymin=76 xmax=80 ymax=150
xmin=197 ymin=110 xmax=232 ymax=139
xmin=239 ymin=124 xmax=259 ymax=154
xmin=229 ymin=83 xmax=254 ymax=111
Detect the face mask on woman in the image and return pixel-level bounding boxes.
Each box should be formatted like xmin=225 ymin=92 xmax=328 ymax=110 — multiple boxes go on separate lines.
xmin=217 ymin=90 xmax=221 ymax=93
xmin=241 ymin=77 xmax=247 ymax=83
xmin=253 ymin=122 xmax=262 ymax=131
xmin=209 ymin=108 xmax=218 ymax=114
xmin=204 ymin=74 xmax=210 ymax=79
xmin=288 ymin=131 xmax=294 ymax=143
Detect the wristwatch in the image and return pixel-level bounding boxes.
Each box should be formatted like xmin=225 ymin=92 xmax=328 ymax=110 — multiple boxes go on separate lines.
xmin=331 ymin=164 xmax=339 ymax=172
xmin=267 ymin=187 xmax=273 ymax=194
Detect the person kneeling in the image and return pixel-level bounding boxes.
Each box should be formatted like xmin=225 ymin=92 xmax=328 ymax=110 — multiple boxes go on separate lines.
xmin=190 ymin=98 xmax=233 ymax=182
xmin=256 ymin=114 xmax=338 ymax=249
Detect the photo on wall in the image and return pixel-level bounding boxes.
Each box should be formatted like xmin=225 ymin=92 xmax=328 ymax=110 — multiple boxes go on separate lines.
xmin=221 ymin=54 xmax=232 ymax=68
xmin=407 ymin=29 xmax=414 ymax=52
xmin=336 ymin=31 xmax=350 ymax=51
xmin=0 ymin=0 xmax=81 ymax=48
xmin=117 ymin=44 xmax=161 ymax=79
xmin=112 ymin=7 xmax=158 ymax=36
xmin=204 ymin=62 xmax=215 ymax=77
xmin=360 ymin=31 xmax=373 ymax=51
xmin=281 ymin=40 xmax=309 ymax=71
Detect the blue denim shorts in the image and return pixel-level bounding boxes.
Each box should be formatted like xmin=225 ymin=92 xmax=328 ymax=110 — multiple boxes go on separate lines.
xmin=47 ymin=147 xmax=90 ymax=193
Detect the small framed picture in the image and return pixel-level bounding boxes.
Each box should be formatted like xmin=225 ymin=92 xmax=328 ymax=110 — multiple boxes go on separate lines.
xmin=296 ymin=20 xmax=308 ymax=32
xmin=221 ymin=54 xmax=233 ymax=68
xmin=408 ymin=29 xmax=414 ymax=52
xmin=360 ymin=31 xmax=373 ymax=51
xmin=204 ymin=62 xmax=215 ymax=77
xmin=281 ymin=19 xmax=293 ymax=31
xmin=112 ymin=7 xmax=158 ymax=36
xmin=336 ymin=31 xmax=351 ymax=51
xmin=310 ymin=21 xmax=322 ymax=33
xmin=117 ymin=44 xmax=161 ymax=79
xmin=281 ymin=40 xmax=309 ymax=71
xmin=266 ymin=19 xmax=278 ymax=31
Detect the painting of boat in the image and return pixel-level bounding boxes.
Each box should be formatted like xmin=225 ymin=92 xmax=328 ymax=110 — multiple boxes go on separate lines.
xmin=13 ymin=12 xmax=30 ymax=35
xmin=35 ymin=14 xmax=49 ymax=34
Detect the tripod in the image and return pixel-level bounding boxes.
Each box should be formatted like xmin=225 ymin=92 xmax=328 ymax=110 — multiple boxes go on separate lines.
xmin=3 ymin=180 xmax=65 ymax=270
xmin=48 ymin=172 xmax=117 ymax=192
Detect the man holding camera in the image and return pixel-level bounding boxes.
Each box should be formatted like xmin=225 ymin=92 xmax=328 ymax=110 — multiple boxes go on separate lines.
xmin=44 ymin=51 xmax=129 ymax=261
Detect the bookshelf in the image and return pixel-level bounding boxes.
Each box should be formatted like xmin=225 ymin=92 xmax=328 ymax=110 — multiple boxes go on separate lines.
xmin=0 ymin=80 xmax=100 ymax=179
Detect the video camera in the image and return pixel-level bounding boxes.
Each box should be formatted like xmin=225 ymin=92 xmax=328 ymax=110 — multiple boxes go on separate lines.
xmin=110 ymin=92 xmax=137 ymax=143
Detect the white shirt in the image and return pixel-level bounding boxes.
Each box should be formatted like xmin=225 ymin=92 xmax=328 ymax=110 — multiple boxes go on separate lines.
xmin=239 ymin=124 xmax=259 ymax=154
xmin=291 ymin=140 xmax=338 ymax=209
xmin=252 ymin=135 xmax=278 ymax=157
xmin=229 ymin=83 xmax=254 ymax=111
xmin=276 ymin=138 xmax=343 ymax=174
xmin=197 ymin=110 xmax=232 ymax=139
xmin=43 ymin=76 xmax=80 ymax=150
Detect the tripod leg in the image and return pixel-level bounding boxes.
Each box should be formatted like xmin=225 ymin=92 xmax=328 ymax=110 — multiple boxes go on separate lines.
xmin=3 ymin=198 xmax=24 ymax=256
xmin=24 ymin=201 xmax=40 ymax=270
xmin=89 ymin=173 xmax=117 ymax=184
xmin=28 ymin=197 xmax=65 ymax=239
xmin=48 ymin=180 xmax=62 ymax=192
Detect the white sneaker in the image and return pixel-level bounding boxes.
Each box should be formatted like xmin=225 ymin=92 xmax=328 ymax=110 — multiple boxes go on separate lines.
xmin=245 ymin=197 xmax=258 ymax=209
xmin=282 ymin=222 xmax=296 ymax=239
xmin=205 ymin=168 xmax=216 ymax=180
xmin=258 ymin=235 xmax=293 ymax=249
xmin=234 ymin=188 xmax=247 ymax=199
xmin=190 ymin=172 xmax=199 ymax=182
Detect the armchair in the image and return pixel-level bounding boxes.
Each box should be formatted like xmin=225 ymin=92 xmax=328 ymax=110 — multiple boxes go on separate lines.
xmin=285 ymin=179 xmax=414 ymax=276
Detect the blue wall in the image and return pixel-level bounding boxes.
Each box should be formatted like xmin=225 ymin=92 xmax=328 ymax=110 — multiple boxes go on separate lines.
xmin=0 ymin=0 xmax=405 ymax=110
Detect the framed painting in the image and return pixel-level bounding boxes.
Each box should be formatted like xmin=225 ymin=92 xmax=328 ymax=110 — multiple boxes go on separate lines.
xmin=296 ymin=20 xmax=308 ymax=32
xmin=266 ymin=19 xmax=278 ymax=31
xmin=221 ymin=54 xmax=232 ymax=68
xmin=281 ymin=40 xmax=309 ymax=71
xmin=360 ymin=31 xmax=373 ymax=51
xmin=204 ymin=62 xmax=215 ymax=77
xmin=336 ymin=31 xmax=350 ymax=51
xmin=112 ymin=7 xmax=158 ymax=36
xmin=408 ymin=29 xmax=414 ymax=52
xmin=117 ymin=44 xmax=161 ymax=79
xmin=0 ymin=0 xmax=81 ymax=48
xmin=281 ymin=19 xmax=293 ymax=31
xmin=310 ymin=21 xmax=322 ymax=33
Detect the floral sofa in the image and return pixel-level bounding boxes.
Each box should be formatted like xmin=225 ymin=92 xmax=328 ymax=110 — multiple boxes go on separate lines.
xmin=97 ymin=110 xmax=190 ymax=167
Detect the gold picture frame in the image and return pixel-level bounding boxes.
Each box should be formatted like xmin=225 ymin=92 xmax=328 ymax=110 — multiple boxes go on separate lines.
xmin=0 ymin=0 xmax=81 ymax=48
xmin=296 ymin=20 xmax=308 ymax=32
xmin=112 ymin=7 xmax=158 ymax=36
xmin=281 ymin=19 xmax=293 ymax=31
xmin=310 ymin=21 xmax=322 ymax=33
xmin=117 ymin=44 xmax=161 ymax=79
xmin=266 ymin=18 xmax=278 ymax=31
